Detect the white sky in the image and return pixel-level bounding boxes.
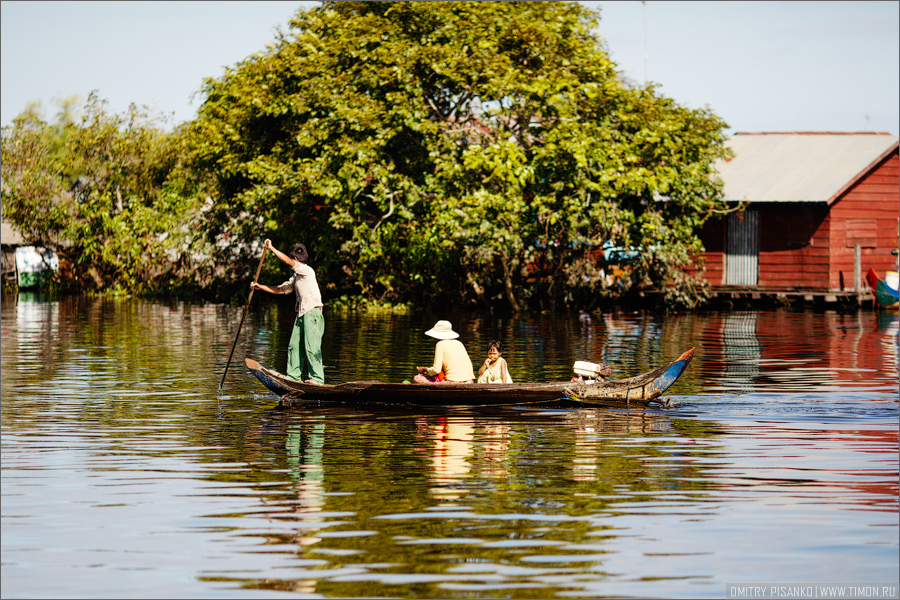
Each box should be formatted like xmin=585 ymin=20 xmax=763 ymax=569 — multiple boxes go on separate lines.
xmin=2 ymin=1 xmax=898 ymax=135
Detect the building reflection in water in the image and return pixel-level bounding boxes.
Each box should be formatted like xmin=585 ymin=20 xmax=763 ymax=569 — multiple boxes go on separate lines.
xmin=722 ymin=311 xmax=761 ymax=393
xmin=874 ymin=312 xmax=898 ymax=375
xmin=699 ymin=310 xmax=897 ymax=392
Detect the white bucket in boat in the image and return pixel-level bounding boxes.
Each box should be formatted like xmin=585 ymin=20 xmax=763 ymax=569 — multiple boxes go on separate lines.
xmin=886 ymin=271 xmax=899 ymax=292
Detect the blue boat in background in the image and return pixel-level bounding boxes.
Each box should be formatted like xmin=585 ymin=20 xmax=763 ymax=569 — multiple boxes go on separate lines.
xmin=865 ymin=268 xmax=899 ymax=309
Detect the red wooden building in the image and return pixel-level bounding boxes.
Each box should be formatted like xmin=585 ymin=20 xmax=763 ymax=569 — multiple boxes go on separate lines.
xmin=697 ymin=132 xmax=899 ymax=301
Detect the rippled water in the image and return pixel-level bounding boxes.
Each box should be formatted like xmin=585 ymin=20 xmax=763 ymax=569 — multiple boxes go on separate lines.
xmin=2 ymin=295 xmax=897 ymax=598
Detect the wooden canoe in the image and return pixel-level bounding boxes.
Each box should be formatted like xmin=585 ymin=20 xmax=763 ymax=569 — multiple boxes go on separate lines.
xmin=245 ymin=347 xmax=695 ymax=408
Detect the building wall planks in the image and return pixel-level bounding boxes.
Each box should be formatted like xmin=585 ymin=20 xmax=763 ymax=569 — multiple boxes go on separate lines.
xmin=694 ymin=149 xmax=897 ymax=293
xmin=827 ymin=153 xmax=899 ymax=290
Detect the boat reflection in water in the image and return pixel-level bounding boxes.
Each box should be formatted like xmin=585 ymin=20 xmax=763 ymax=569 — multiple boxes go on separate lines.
xmin=416 ymin=409 xmax=678 ymax=494
xmin=428 ymin=417 xmax=474 ymax=498
xmin=216 ymin=402 xmax=735 ymax=596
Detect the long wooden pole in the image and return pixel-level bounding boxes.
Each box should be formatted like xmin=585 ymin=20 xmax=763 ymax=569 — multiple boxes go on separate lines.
xmin=219 ymin=246 xmax=268 ymax=390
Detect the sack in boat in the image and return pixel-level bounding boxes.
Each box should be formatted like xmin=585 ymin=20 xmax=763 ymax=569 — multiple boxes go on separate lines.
xmin=573 ymin=361 xmax=611 ymax=379
xmin=423 ymin=370 xmax=445 ymax=383
xmin=415 ymin=370 xmax=446 ymax=384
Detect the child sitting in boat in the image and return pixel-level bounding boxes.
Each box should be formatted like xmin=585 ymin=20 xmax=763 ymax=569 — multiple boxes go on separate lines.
xmin=477 ymin=340 xmax=513 ymax=384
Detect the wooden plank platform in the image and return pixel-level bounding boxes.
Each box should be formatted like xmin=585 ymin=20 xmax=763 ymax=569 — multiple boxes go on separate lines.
xmin=709 ymin=288 xmax=871 ymax=306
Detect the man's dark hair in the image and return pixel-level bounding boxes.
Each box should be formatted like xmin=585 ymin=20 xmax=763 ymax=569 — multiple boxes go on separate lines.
xmin=289 ymin=243 xmax=308 ymax=264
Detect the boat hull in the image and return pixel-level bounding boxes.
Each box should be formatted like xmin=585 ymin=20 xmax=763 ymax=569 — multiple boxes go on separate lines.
xmin=244 ymin=348 xmax=695 ymax=408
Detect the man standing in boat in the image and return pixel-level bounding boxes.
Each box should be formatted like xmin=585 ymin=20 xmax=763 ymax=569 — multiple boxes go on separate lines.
xmin=250 ymin=239 xmax=325 ymax=385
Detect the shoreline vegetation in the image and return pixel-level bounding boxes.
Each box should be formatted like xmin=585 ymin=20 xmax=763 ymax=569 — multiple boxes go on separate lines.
xmin=2 ymin=1 xmax=735 ymax=312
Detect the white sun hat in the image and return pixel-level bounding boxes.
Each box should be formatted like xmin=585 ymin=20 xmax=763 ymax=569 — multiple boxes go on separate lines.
xmin=424 ymin=320 xmax=459 ymax=340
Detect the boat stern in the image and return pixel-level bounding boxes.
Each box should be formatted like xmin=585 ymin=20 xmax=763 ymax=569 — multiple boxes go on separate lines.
xmin=245 ymin=358 xmax=297 ymax=397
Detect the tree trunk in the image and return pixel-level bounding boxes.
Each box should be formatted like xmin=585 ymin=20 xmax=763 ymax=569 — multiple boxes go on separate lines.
xmin=466 ymin=272 xmax=488 ymax=309
xmin=500 ymin=253 xmax=520 ymax=312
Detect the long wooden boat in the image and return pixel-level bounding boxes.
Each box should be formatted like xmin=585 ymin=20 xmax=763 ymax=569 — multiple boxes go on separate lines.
xmin=245 ymin=347 xmax=695 ymax=408
xmin=865 ymin=268 xmax=899 ymax=309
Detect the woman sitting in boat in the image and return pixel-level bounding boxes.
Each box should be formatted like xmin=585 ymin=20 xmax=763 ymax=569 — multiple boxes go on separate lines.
xmin=414 ymin=321 xmax=476 ymax=384
xmin=477 ymin=340 xmax=513 ymax=384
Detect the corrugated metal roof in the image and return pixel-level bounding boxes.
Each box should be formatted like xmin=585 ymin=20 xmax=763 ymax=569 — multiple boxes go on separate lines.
xmin=715 ymin=133 xmax=899 ymax=203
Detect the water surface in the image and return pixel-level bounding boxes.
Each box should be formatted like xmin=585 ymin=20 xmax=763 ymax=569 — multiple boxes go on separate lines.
xmin=2 ymin=295 xmax=897 ymax=598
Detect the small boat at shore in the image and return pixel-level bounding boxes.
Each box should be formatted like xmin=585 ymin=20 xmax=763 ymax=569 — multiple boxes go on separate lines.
xmin=245 ymin=348 xmax=695 ymax=408
xmin=865 ymin=269 xmax=899 ymax=309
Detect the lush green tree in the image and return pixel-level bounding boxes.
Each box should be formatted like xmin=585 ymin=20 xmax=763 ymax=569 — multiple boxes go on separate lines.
xmin=1 ymin=93 xmax=204 ymax=293
xmin=1 ymin=100 xmax=73 ymax=256
xmin=3 ymin=2 xmax=732 ymax=308
xmin=188 ymin=0 xmax=732 ymax=310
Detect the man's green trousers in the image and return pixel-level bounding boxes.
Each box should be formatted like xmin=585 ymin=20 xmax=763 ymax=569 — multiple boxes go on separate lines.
xmin=287 ymin=307 xmax=324 ymax=384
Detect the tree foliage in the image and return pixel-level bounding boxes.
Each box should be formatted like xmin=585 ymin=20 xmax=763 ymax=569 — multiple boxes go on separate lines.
xmin=186 ymin=0 xmax=731 ymax=310
xmin=3 ymin=1 xmax=731 ymax=309
xmin=1 ymin=93 xmax=205 ymax=293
